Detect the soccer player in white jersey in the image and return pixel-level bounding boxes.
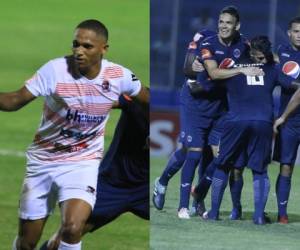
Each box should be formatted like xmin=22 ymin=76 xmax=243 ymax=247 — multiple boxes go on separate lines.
xmin=0 ymin=19 xmax=148 ymax=250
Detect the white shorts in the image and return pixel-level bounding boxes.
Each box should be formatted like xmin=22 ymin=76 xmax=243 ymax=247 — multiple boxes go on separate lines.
xmin=19 ymin=160 xmax=99 ymax=220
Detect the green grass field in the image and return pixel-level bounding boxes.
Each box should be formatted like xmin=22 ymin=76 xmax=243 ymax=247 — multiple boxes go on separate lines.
xmin=0 ymin=0 xmax=149 ymax=249
xmin=150 ymin=157 xmax=300 ymax=250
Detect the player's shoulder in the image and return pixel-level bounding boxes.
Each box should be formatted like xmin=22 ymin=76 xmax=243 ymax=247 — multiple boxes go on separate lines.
xmin=194 ymin=29 xmax=216 ymax=42
xmin=277 ymin=43 xmax=293 ymax=57
xmin=101 ymin=59 xmax=132 ymax=79
xmin=200 ymin=34 xmax=218 ymax=47
xmin=239 ymin=34 xmax=250 ymax=45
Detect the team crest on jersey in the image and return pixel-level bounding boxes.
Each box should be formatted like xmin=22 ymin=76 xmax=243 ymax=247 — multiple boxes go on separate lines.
xmin=187 ymin=135 xmax=193 ymax=143
xmin=101 ymin=80 xmax=111 ymax=92
xmin=219 ymin=58 xmax=235 ymax=69
xmin=233 ymin=49 xmax=241 ymax=58
xmin=282 ymin=61 xmax=300 ymax=79
xmin=201 ymin=48 xmax=212 ymax=59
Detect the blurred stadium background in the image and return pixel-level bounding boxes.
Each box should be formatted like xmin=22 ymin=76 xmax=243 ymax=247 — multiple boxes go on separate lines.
xmin=150 ymin=1 xmax=300 ymax=250
xmin=0 ymin=0 xmax=148 ymax=249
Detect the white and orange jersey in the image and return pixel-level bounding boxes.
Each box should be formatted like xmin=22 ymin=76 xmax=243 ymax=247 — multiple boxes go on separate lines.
xmin=25 ymin=57 xmax=141 ymax=164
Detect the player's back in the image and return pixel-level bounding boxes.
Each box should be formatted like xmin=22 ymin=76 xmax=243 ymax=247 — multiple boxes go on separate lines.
xmin=225 ymin=60 xmax=279 ymax=122
xmin=99 ymin=96 xmax=149 ymax=188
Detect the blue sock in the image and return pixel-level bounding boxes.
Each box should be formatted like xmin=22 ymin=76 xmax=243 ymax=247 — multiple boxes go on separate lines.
xmin=253 ymin=171 xmax=270 ymax=219
xmin=159 ymin=148 xmax=186 ymax=186
xmin=195 ymin=159 xmax=217 ymax=201
xmin=229 ymin=172 xmax=243 ymax=209
xmin=210 ymin=167 xmax=229 ymax=218
xmin=276 ymin=174 xmax=291 ymax=216
xmin=179 ymin=150 xmax=202 ymax=209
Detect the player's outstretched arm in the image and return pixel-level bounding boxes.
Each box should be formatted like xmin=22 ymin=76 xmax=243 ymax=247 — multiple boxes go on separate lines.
xmin=204 ymin=59 xmax=264 ymax=80
xmin=273 ymin=87 xmax=300 ymax=133
xmin=0 ymin=86 xmax=36 ymax=111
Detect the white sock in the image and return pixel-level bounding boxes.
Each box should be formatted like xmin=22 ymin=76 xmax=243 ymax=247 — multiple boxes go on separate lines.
xmin=58 ymin=240 xmax=82 ymax=250
xmin=12 ymin=236 xmax=18 ymax=250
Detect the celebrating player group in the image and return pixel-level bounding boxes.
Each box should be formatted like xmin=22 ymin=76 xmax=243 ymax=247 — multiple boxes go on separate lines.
xmin=153 ymin=5 xmax=300 ymax=225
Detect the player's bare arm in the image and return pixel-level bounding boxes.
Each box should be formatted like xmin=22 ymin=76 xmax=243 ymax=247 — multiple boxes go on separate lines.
xmin=274 ymin=87 xmax=300 ymax=133
xmin=204 ymin=59 xmax=264 ymax=80
xmin=0 ymin=86 xmax=36 ymax=111
xmin=133 ymin=85 xmax=149 ymax=104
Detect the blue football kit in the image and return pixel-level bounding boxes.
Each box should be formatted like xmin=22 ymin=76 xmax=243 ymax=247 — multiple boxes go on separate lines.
xmin=89 ymin=95 xmax=149 ymax=231
xmin=272 ymin=43 xmax=300 ymax=220
xmin=207 ymin=56 xmax=294 ymax=222
xmin=273 ymin=44 xmax=300 ymax=165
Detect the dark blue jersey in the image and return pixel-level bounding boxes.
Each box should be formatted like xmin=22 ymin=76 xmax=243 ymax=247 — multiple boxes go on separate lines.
xmin=200 ymin=33 xmax=250 ymax=67
xmin=99 ymin=95 xmax=149 ymax=188
xmin=224 ymin=59 xmax=292 ymax=122
xmin=277 ymin=44 xmax=300 ymax=121
xmin=181 ymin=29 xmax=226 ymax=118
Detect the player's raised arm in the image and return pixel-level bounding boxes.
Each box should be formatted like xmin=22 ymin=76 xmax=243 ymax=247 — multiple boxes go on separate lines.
xmin=274 ymin=87 xmax=300 ymax=133
xmin=0 ymin=86 xmax=36 ymax=111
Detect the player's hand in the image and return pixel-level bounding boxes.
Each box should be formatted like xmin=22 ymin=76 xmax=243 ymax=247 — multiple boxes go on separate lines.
xmin=273 ymin=117 xmax=286 ymax=134
xmin=240 ymin=67 xmax=264 ymax=76
xmin=192 ymin=59 xmax=205 ymax=72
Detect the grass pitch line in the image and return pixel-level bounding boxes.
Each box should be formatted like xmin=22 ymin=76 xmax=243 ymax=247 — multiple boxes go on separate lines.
xmin=0 ymin=149 xmax=25 ymax=157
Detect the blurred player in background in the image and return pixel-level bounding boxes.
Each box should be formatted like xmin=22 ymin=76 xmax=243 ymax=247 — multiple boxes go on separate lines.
xmin=273 ymin=16 xmax=300 ymax=224
xmin=203 ymin=35 xmax=297 ymax=224
xmin=0 ymin=19 xmax=148 ymax=250
xmin=41 ymin=94 xmax=149 ymax=249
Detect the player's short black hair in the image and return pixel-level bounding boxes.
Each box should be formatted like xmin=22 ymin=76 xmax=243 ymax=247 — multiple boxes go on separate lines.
xmin=220 ymin=5 xmax=240 ymax=23
xmin=250 ymin=35 xmax=274 ymax=64
xmin=76 ymin=19 xmax=108 ymax=41
xmin=288 ymin=16 xmax=300 ymax=29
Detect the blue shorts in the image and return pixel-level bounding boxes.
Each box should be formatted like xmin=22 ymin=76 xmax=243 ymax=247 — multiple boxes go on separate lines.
xmin=179 ymin=102 xmax=224 ymax=148
xmin=216 ymin=120 xmax=272 ymax=172
xmin=273 ymin=120 xmax=300 ymax=165
xmin=208 ymin=115 xmax=226 ymax=146
xmin=88 ymin=177 xmax=149 ymax=231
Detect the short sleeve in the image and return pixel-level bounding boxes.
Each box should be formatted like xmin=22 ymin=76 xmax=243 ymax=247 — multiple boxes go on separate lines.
xmin=119 ymin=68 xmax=142 ymax=97
xmin=25 ymin=60 xmax=56 ymax=97
xmin=200 ymin=39 xmax=216 ymax=62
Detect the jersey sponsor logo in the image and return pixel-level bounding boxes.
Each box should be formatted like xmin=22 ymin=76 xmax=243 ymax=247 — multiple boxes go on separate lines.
xmin=215 ymin=50 xmax=224 ymax=55
xmin=282 ymin=61 xmax=300 ymax=79
xmin=101 ymin=80 xmax=111 ymax=92
xmin=201 ymin=48 xmax=212 ymax=59
xmin=233 ymin=48 xmax=241 ymax=58
xmin=219 ymin=58 xmax=235 ymax=69
xmin=188 ymin=41 xmax=197 ymax=49
xmin=66 ymin=109 xmax=106 ymax=124
xmin=51 ymin=141 xmax=88 ymax=153
xmin=281 ymin=53 xmax=290 ymax=58
xmin=60 ymin=128 xmax=96 ymax=140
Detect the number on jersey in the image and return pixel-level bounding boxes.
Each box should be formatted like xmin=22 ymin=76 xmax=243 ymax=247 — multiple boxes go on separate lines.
xmin=246 ymin=75 xmax=264 ymax=85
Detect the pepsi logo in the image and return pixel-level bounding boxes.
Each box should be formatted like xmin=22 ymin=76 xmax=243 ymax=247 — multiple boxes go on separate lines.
xmin=282 ymin=61 xmax=300 ymax=79
xmin=219 ymin=58 xmax=235 ymax=69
